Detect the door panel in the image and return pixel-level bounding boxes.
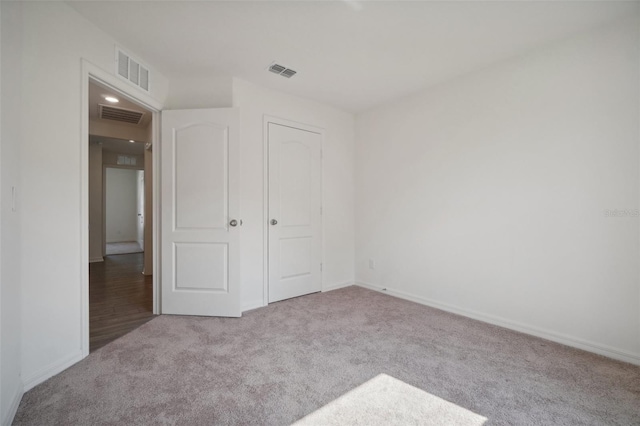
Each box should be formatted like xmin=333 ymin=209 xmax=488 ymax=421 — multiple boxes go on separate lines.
xmin=268 ymin=123 xmax=322 ymax=303
xmin=280 ymin=141 xmax=311 ymax=226
xmin=161 ymin=108 xmax=240 ymax=317
xmin=174 ymin=242 xmax=228 ymax=291
xmin=280 ymin=236 xmax=312 ymax=279
xmin=174 ymin=124 xmax=228 ymax=230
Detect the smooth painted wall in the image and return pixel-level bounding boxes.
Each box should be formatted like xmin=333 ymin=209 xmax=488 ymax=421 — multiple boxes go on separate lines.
xmin=233 ymin=79 xmax=356 ymax=310
xmin=18 ymin=1 xmax=168 ymax=389
xmin=355 ymin=18 xmax=640 ymax=363
xmin=143 ymin=145 xmax=152 ymax=275
xmin=88 ymin=144 xmax=103 ymax=262
xmin=1 ymin=2 xmax=23 ymax=424
xmin=136 ymin=170 xmax=145 ymax=247
xmin=105 ymin=168 xmax=138 ymax=243
xmin=166 ymin=73 xmax=233 ymax=110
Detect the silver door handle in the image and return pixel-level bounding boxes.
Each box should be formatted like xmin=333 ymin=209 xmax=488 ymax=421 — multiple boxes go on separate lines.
xmin=230 ymin=219 xmax=238 ymax=227
xmin=270 ymin=219 xmax=278 ymax=225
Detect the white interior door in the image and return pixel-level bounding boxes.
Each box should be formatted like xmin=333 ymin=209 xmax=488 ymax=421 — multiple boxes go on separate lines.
xmin=161 ymin=108 xmax=241 ymax=317
xmin=268 ymin=122 xmax=322 ymax=303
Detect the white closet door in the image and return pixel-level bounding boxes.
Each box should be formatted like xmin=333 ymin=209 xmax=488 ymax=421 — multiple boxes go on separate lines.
xmin=268 ymin=123 xmax=322 ymax=303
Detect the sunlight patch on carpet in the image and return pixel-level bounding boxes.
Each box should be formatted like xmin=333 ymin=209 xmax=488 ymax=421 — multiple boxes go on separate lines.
xmin=293 ymin=373 xmax=487 ymax=426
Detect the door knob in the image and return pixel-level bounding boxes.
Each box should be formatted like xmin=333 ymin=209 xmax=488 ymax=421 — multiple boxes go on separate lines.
xmin=270 ymin=219 xmax=278 ymax=225
xmin=230 ymin=219 xmax=238 ymax=227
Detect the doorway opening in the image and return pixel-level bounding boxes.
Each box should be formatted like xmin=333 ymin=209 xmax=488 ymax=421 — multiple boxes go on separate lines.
xmin=87 ymin=79 xmax=155 ymax=352
xmin=104 ymin=166 xmax=144 ymax=256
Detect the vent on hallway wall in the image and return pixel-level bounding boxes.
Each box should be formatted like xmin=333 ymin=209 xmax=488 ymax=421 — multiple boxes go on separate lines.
xmin=117 ymin=155 xmax=137 ymax=166
xmin=116 ymin=48 xmax=150 ymax=91
xmin=98 ymin=104 xmax=145 ymax=125
xmin=269 ymin=63 xmax=297 ymax=78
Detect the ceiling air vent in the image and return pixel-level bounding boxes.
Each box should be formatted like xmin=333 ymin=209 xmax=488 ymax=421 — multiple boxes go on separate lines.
xmin=268 ymin=63 xmax=297 ymax=78
xmin=269 ymin=64 xmax=286 ymax=74
xmin=99 ymin=104 xmax=145 ymax=125
xmin=116 ymin=48 xmax=150 ymax=91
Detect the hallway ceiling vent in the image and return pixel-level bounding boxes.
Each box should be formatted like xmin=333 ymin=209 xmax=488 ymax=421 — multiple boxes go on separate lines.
xmin=268 ymin=63 xmax=297 ymax=78
xmin=116 ymin=48 xmax=150 ymax=92
xmin=98 ymin=104 xmax=145 ymax=125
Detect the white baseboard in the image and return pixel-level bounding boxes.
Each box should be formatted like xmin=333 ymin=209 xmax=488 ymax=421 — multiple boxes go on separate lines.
xmin=89 ymin=257 xmax=103 ymax=263
xmin=22 ymin=351 xmax=85 ymax=392
xmin=242 ymin=300 xmax=265 ymax=313
xmin=356 ymin=281 xmax=640 ymax=366
xmin=322 ymin=281 xmax=354 ymax=292
xmin=1 ymin=383 xmax=23 ymax=426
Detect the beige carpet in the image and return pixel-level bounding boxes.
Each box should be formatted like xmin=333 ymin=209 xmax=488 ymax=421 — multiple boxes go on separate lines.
xmin=105 ymin=241 xmax=142 ymax=255
xmin=13 ymin=286 xmax=640 ymax=425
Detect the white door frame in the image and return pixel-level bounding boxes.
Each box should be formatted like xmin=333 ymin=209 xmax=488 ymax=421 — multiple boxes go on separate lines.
xmin=262 ymin=115 xmax=324 ymax=307
xmin=80 ymin=59 xmax=163 ymax=357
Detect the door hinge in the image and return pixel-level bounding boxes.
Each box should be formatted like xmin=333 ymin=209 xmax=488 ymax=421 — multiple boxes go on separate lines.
xmin=320 ymin=206 xmax=323 ymax=215
xmin=320 ymin=263 xmax=323 ymax=272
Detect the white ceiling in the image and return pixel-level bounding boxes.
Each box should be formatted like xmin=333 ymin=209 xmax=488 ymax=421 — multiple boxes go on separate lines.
xmin=70 ymin=1 xmax=638 ymax=112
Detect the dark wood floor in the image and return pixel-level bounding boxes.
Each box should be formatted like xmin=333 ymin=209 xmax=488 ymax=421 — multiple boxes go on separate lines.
xmin=89 ymin=253 xmax=154 ymax=352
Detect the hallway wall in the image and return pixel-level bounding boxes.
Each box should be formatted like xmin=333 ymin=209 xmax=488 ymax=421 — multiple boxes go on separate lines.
xmin=88 ymin=144 xmax=103 ymax=262
xmin=105 ymin=168 xmax=138 ymax=243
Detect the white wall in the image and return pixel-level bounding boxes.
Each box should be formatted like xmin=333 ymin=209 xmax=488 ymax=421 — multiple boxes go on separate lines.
xmin=1 ymin=2 xmax=24 ymax=423
xmin=0 ymin=2 xmax=23 ymax=425
xmin=143 ymin=145 xmax=152 ymax=275
xmin=105 ymin=168 xmax=138 ymax=243
xmin=233 ymin=79 xmax=356 ymax=310
xmin=88 ymin=144 xmax=103 ymax=262
xmin=136 ymin=170 xmax=145 ymax=247
xmin=165 ymin=73 xmax=233 ymax=110
xmin=18 ymin=1 xmax=168 ymax=390
xmin=355 ymin=18 xmax=640 ymax=364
